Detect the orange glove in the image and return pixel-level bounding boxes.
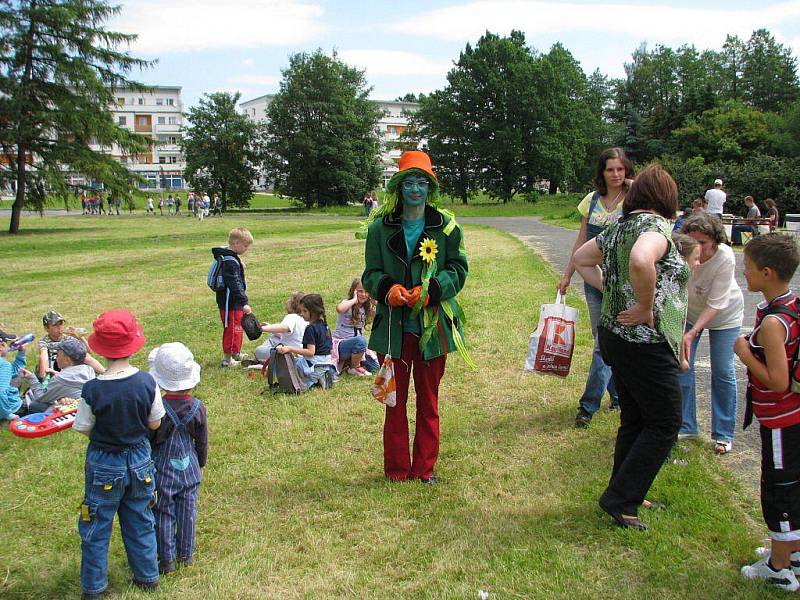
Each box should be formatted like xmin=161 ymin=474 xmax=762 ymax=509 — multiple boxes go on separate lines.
xmin=387 ymin=284 xmax=411 ymax=307
xmin=405 ymin=285 xmax=428 ymax=308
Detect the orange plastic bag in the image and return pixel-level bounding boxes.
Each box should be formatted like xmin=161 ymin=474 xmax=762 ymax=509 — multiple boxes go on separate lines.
xmin=370 ymin=355 xmax=397 ymax=407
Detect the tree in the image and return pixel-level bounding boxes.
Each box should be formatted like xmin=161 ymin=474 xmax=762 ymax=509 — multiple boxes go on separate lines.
xmin=741 ymin=29 xmax=799 ymax=112
xmin=0 ymin=0 xmax=154 ymax=233
xmin=264 ymin=49 xmax=383 ymax=208
xmin=671 ymin=100 xmax=771 ymax=162
xmin=410 ymin=87 xmax=479 ymax=204
xmin=182 ymin=92 xmax=261 ymax=211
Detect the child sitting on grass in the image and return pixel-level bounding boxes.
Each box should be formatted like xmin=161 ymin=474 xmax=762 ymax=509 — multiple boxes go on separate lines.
xmin=72 ymin=310 xmax=164 ymax=599
xmin=19 ymin=337 xmax=104 ymax=415
xmin=734 ymin=234 xmax=800 ymax=592
xmin=332 ymin=278 xmax=379 ymax=376
xmin=0 ymin=329 xmax=30 ymax=421
xmin=148 ymin=343 xmax=208 ymax=576
xmin=253 ymin=291 xmax=308 ymax=365
xmin=276 ymin=294 xmax=336 ymax=388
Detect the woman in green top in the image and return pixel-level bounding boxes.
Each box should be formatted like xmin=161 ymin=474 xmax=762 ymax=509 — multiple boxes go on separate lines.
xmin=573 ymin=164 xmax=688 ymax=530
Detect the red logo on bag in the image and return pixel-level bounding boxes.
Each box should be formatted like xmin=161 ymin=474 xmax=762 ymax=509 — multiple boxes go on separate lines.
xmin=534 ymin=317 xmax=575 ymax=377
xmin=545 ymin=319 xmax=573 ymax=357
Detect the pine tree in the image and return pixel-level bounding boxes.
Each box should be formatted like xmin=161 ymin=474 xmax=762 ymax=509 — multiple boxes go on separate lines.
xmin=0 ymin=0 xmax=155 ymax=233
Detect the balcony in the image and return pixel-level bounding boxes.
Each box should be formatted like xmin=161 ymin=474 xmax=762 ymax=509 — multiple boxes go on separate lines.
xmin=154 ymin=123 xmax=181 ymax=133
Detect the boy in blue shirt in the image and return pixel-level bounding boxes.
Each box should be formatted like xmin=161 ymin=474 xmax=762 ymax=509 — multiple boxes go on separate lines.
xmin=0 ymin=329 xmax=28 ymax=420
xmin=73 ymin=310 xmax=165 ymax=599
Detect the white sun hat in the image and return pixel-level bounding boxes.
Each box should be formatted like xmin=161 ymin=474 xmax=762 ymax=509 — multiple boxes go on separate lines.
xmin=148 ymin=342 xmax=201 ymax=392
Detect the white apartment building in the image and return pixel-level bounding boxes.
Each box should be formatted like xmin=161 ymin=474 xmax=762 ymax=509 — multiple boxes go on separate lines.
xmin=87 ymin=86 xmax=186 ymax=189
xmin=240 ymin=94 xmax=421 ymax=187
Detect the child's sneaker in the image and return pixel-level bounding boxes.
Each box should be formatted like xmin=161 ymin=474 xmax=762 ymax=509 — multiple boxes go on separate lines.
xmin=755 ymin=547 xmax=800 ymax=575
xmin=346 ymin=367 xmax=369 ymax=377
xmin=741 ymin=557 xmax=800 ymax=591
xmin=220 ymin=357 xmax=241 ymax=368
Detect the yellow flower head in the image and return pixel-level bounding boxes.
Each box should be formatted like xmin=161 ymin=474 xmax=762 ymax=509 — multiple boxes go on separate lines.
xmin=419 ymin=238 xmax=438 ymax=265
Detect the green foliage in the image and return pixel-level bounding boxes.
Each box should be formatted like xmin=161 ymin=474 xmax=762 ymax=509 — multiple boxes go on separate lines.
xmin=264 ymin=49 xmax=383 ymax=208
xmin=0 ymin=0 xmax=155 ymax=233
xmin=410 ymin=31 xmax=598 ymax=202
xmin=671 ymin=100 xmax=771 ymax=162
xmin=182 ymin=91 xmax=262 ymax=210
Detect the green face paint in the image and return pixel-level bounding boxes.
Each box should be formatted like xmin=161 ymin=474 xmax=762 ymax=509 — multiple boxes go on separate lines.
xmin=401 ymin=174 xmax=429 ymax=207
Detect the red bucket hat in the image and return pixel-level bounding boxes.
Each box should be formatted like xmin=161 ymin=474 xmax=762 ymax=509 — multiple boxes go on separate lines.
xmin=88 ymin=310 xmax=146 ymax=359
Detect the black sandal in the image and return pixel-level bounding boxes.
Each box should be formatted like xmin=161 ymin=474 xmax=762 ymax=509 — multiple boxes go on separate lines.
xmin=599 ymin=499 xmax=648 ymax=530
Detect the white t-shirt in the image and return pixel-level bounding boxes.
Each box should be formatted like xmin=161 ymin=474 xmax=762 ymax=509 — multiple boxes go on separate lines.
xmin=704 ymin=188 xmax=726 ymax=214
xmin=686 ymin=243 xmax=744 ymax=330
xmin=276 ymin=313 xmax=308 ymax=348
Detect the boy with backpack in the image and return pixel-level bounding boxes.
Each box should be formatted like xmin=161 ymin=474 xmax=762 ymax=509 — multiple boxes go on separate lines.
xmin=210 ymin=227 xmax=253 ymax=367
xmin=72 ymin=310 xmax=164 ymax=599
xmin=147 ymin=342 xmax=208 ymax=574
xmin=734 ymin=233 xmax=800 ymax=592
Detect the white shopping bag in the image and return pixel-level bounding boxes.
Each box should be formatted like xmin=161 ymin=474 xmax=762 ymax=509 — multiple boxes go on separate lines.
xmin=524 ymin=292 xmax=578 ymax=377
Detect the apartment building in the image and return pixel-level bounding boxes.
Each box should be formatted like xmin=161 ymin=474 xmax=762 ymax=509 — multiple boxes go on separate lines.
xmin=87 ymin=86 xmax=186 ymax=189
xmin=240 ymin=94 xmax=420 ymax=187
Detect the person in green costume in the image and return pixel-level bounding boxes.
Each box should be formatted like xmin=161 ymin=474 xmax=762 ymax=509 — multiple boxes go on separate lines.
xmin=361 ymin=151 xmax=469 ymax=484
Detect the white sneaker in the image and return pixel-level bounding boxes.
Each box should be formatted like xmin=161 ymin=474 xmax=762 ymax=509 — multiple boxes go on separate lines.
xmin=713 ymin=440 xmax=733 ymax=454
xmin=220 ymin=358 xmax=241 ymax=368
xmin=755 ymin=548 xmax=800 ymax=575
xmin=677 ymin=432 xmax=699 ymax=441
xmin=741 ymin=557 xmax=800 ymax=591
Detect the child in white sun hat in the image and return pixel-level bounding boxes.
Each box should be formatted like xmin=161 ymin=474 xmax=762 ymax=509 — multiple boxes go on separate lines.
xmin=147 ymin=342 xmax=208 ymax=576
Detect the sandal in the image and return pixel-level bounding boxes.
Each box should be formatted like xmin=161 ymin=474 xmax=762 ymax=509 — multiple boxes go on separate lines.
xmin=714 ymin=440 xmax=732 ymax=454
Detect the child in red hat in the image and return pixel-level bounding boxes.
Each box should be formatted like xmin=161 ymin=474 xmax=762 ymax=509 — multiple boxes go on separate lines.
xmin=73 ymin=310 xmax=165 ymax=599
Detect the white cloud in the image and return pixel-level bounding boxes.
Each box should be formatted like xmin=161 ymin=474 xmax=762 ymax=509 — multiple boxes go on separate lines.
xmin=338 ymin=50 xmax=453 ymax=77
xmin=391 ymin=1 xmax=800 ymax=49
xmin=228 ymin=74 xmax=281 ymax=86
xmin=114 ymin=0 xmax=325 ymax=54
xmin=242 ymin=58 xmax=255 ymax=66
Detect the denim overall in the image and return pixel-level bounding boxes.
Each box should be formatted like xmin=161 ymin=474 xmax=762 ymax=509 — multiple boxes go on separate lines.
xmin=579 ymin=192 xmax=619 ymax=414
xmin=79 ymin=439 xmax=159 ymax=595
xmin=152 ymin=400 xmax=202 ymax=563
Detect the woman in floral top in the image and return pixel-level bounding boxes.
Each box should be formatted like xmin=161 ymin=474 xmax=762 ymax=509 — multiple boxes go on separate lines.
xmin=573 ymin=164 xmax=688 ymax=531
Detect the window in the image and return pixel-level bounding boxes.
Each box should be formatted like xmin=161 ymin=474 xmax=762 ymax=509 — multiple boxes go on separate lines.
xmin=168 ymin=116 xmax=177 ymax=125
xmin=170 ymin=156 xmax=177 ymax=164
xmin=138 ymin=97 xmax=144 ymax=105
xmin=387 ymin=126 xmax=398 ymax=134
xmin=156 ymin=98 xmax=163 ymax=106
xmin=138 ymin=116 xmax=148 ymax=126
xmin=120 ymin=156 xmax=127 ymax=164
xmin=116 ymin=97 xmax=124 ymax=106
xmin=166 ymin=98 xmax=174 ymax=106
xmin=159 ymin=156 xmax=166 ymax=164
xmin=157 ymin=116 xmax=165 ymax=125
xmin=117 ymin=116 xmax=126 ymax=126
xmin=168 ymin=136 xmax=178 ymax=144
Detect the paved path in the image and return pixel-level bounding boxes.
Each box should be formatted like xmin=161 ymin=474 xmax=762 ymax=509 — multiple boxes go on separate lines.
xmin=462 ymin=216 xmax=794 ymax=491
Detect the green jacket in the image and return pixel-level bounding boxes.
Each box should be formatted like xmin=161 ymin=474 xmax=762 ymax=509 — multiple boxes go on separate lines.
xmin=362 ymin=205 xmax=469 ymax=360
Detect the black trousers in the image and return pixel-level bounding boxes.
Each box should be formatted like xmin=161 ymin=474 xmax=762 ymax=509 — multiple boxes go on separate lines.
xmin=598 ymin=327 xmax=682 ymax=515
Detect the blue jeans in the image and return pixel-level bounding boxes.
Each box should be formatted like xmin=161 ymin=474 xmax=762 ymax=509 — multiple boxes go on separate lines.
xmin=79 ymin=440 xmax=159 ymax=594
xmin=579 ymin=283 xmax=618 ymax=415
xmin=678 ymin=324 xmax=740 ymax=443
xmin=338 ymin=336 xmax=379 ymax=372
xmin=731 ymin=224 xmax=755 ymax=245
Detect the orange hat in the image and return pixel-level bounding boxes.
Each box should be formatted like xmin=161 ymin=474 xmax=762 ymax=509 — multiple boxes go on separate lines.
xmin=397 ymin=151 xmax=437 ymax=181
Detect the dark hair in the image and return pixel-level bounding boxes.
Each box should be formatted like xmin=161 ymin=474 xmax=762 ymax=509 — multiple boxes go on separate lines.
xmin=744 ymin=233 xmax=800 ymax=282
xmin=622 ymin=164 xmax=679 ymax=219
xmin=593 ymin=147 xmax=635 ymax=196
xmin=672 ymin=233 xmax=699 ymax=260
xmin=300 ymin=293 xmax=326 ymax=323
xmin=680 ymin=213 xmax=727 ymax=246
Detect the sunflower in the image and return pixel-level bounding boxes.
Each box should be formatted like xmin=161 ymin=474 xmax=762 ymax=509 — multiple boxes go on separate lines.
xmin=419 ymin=238 xmax=438 ymax=265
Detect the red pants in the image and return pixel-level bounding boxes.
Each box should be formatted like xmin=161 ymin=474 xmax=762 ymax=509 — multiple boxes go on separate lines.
xmin=380 ymin=333 xmax=447 ymax=481
xmin=219 ymin=309 xmax=244 ymax=355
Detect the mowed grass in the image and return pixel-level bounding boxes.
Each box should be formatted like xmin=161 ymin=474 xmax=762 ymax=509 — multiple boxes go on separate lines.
xmin=0 ymin=215 xmax=775 ymax=599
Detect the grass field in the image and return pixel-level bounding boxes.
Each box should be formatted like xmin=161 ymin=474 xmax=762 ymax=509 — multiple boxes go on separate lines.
xmin=2 ymin=190 xmax=585 ymax=225
xmin=0 ymin=215 xmax=776 ymax=599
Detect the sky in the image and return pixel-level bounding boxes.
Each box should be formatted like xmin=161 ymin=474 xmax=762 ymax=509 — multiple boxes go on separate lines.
xmin=111 ymin=0 xmax=800 ymax=109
